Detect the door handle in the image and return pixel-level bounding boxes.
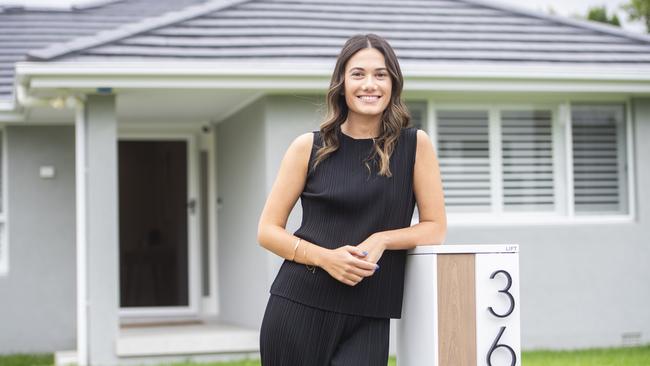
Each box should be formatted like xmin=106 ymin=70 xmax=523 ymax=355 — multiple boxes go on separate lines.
xmin=187 ymin=198 xmax=197 ymax=215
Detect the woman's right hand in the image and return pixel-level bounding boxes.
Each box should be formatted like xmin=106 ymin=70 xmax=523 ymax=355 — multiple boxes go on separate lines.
xmin=318 ymin=245 xmax=379 ymax=286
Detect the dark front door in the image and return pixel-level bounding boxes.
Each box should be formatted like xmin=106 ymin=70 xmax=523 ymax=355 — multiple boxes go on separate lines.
xmin=118 ymin=140 xmax=189 ymax=307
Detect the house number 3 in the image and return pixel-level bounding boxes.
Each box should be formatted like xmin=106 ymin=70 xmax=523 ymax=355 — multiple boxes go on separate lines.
xmin=486 ymin=269 xmax=517 ymax=366
xmin=488 ymin=270 xmax=514 ymax=318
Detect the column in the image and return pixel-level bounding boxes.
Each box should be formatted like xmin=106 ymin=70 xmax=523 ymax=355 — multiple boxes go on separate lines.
xmin=76 ymin=94 xmax=119 ymax=366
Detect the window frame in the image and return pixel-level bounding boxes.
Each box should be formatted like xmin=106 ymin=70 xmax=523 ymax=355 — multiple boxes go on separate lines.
xmin=410 ymin=98 xmax=635 ymax=226
xmin=0 ymin=127 xmax=8 ymax=275
xmin=569 ymin=102 xmax=630 ymax=216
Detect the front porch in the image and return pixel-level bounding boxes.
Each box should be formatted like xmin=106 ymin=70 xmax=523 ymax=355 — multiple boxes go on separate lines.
xmin=64 ymin=89 xmax=271 ymax=365
xmin=55 ymin=321 xmax=259 ymax=366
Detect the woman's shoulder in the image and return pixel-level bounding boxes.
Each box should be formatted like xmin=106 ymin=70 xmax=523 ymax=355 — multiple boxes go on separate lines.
xmin=291 ymin=132 xmax=315 ymax=152
xmin=279 ymin=132 xmax=316 ymax=174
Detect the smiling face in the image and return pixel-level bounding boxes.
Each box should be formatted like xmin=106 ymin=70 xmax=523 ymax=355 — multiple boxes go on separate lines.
xmin=343 ymin=47 xmax=392 ymax=120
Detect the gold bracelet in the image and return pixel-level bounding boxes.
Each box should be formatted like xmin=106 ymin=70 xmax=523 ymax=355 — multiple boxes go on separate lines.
xmin=290 ymin=238 xmax=301 ymax=261
xmin=303 ymin=242 xmax=316 ymax=273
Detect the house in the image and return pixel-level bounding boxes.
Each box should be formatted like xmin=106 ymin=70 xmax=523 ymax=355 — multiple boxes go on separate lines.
xmin=1 ymin=0 xmax=649 ymax=364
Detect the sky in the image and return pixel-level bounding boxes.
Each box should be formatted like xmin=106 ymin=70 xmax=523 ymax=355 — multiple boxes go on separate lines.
xmin=0 ymin=0 xmax=646 ymax=34
xmin=494 ymin=0 xmax=646 ymax=33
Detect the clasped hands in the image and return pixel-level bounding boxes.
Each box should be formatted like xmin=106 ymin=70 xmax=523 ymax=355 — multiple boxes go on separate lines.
xmin=318 ymin=233 xmax=386 ymax=287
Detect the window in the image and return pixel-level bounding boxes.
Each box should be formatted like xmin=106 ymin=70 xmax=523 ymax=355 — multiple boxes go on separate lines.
xmin=437 ymin=110 xmax=491 ymax=212
xmin=501 ymin=110 xmax=555 ymax=212
xmin=407 ymin=101 xmax=426 ymax=130
xmin=429 ymin=102 xmax=630 ymax=221
xmin=571 ymin=104 xmax=628 ymax=214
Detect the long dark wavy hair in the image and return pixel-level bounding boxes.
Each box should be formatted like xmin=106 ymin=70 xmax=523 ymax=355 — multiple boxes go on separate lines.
xmin=312 ymin=33 xmax=411 ymax=177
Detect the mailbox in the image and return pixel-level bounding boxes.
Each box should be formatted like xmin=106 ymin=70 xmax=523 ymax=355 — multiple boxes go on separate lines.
xmin=397 ymin=244 xmax=521 ymax=366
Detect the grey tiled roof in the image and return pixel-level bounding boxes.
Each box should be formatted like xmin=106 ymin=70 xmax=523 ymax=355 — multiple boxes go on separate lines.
xmin=5 ymin=0 xmax=650 ymax=100
xmin=0 ymin=0 xmax=211 ymax=98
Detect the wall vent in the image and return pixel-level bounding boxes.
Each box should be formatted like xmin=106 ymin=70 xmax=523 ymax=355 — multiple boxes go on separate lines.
xmin=621 ymin=331 xmax=642 ymax=347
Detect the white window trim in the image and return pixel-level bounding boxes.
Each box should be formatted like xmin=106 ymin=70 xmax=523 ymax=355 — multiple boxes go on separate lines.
xmin=568 ymin=101 xmax=634 ymax=219
xmin=420 ymin=98 xmax=636 ymax=226
xmin=489 ymin=108 xmax=503 ymax=213
xmin=0 ymin=127 xmax=8 ymax=276
xmin=560 ymin=100 xmax=574 ymax=217
xmin=625 ymin=99 xmax=637 ymax=221
xmin=445 ymin=213 xmax=635 ymax=226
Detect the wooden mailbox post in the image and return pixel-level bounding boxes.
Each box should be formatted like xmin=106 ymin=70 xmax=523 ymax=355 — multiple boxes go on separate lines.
xmin=397 ymin=244 xmax=521 ymax=366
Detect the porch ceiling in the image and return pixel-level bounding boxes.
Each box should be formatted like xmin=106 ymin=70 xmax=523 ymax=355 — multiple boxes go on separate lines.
xmin=20 ymin=89 xmax=264 ymax=124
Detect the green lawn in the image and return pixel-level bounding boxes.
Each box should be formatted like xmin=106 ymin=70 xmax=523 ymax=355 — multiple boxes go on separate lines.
xmin=521 ymin=344 xmax=650 ymax=366
xmin=1 ymin=345 xmax=649 ymax=366
xmin=127 ymin=360 xmax=395 ymax=366
xmin=0 ymin=354 xmax=53 ymax=366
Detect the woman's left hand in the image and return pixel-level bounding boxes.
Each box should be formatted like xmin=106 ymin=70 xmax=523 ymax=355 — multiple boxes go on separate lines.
xmin=354 ymin=233 xmax=387 ymax=265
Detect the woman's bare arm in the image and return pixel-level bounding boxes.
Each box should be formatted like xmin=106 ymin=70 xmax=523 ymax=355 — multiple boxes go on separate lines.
xmin=257 ymin=132 xmax=312 ymax=259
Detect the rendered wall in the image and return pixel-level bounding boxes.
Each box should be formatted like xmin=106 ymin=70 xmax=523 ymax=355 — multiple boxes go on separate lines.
xmin=445 ymin=98 xmax=650 ymax=350
xmin=0 ymin=126 xmax=76 ymax=353
xmin=262 ymin=94 xmax=323 ymax=282
xmin=215 ymin=96 xmax=270 ymax=329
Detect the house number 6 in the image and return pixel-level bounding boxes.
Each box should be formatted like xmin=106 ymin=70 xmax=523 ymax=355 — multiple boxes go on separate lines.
xmin=487 ymin=326 xmax=516 ymax=366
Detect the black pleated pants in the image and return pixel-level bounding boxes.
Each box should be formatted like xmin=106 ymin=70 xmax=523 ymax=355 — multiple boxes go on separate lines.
xmin=260 ymin=294 xmax=390 ymax=366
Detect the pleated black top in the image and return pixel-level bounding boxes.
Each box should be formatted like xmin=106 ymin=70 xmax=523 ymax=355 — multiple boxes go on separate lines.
xmin=269 ymin=125 xmax=419 ymax=319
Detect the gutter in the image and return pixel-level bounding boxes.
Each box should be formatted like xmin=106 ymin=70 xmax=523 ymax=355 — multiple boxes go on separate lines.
xmin=16 ymin=82 xmax=85 ymax=109
xmin=15 ymin=60 xmax=650 ymax=81
xmin=0 ymin=95 xmax=22 ymax=122
xmin=0 ymin=81 xmax=85 ymax=123
xmin=12 ymin=60 xmax=650 ymax=96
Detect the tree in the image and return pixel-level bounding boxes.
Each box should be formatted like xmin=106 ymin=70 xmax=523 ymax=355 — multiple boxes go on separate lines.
xmin=621 ymin=0 xmax=650 ymax=33
xmin=546 ymin=5 xmax=557 ymax=15
xmin=586 ymin=6 xmax=621 ymax=26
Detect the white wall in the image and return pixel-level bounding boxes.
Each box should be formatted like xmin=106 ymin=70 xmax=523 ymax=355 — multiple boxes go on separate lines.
xmin=262 ymin=94 xmax=324 ymax=284
xmin=446 ymin=97 xmax=650 ymax=350
xmin=215 ymin=96 xmax=270 ymax=328
xmin=0 ymin=126 xmax=76 ymax=353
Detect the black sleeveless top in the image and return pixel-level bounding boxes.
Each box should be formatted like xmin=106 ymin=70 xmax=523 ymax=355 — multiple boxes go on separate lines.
xmin=269 ymin=126 xmax=418 ymax=319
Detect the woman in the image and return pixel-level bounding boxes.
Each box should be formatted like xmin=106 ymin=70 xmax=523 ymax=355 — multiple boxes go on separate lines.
xmin=257 ymin=33 xmax=447 ymax=365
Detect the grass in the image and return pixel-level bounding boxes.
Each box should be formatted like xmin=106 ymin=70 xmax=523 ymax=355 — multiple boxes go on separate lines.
xmin=0 ymin=354 xmax=53 ymax=366
xmin=143 ymin=358 xmax=397 ymax=366
xmin=1 ymin=345 xmax=649 ymax=365
xmin=521 ymin=344 xmax=650 ymax=366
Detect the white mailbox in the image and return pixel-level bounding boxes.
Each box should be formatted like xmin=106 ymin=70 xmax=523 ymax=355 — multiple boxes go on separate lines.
xmin=397 ymin=244 xmax=520 ymax=366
